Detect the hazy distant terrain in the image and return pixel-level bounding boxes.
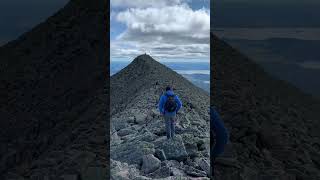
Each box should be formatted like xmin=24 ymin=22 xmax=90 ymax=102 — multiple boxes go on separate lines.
xmin=111 ymin=61 xmax=210 ymax=93
xmin=221 ymin=38 xmax=320 ymax=99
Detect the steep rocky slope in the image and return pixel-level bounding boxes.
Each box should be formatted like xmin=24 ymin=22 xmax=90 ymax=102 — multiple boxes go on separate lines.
xmin=110 ymin=54 xmax=211 ymax=179
xmin=211 ymin=33 xmax=320 ymax=180
xmin=0 ymin=0 xmax=108 ymax=179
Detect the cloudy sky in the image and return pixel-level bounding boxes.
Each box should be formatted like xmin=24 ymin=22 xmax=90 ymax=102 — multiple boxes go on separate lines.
xmin=110 ymin=0 xmax=210 ymax=62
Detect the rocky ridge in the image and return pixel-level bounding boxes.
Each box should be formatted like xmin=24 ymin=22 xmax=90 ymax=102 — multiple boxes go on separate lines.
xmin=211 ymin=33 xmax=320 ymax=180
xmin=110 ymin=54 xmax=211 ymax=179
xmin=0 ymin=0 xmax=108 ymax=179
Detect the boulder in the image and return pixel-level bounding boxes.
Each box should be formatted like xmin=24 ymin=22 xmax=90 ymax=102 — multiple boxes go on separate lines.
xmin=111 ymin=141 xmax=155 ymax=165
xmin=153 ymin=136 xmax=188 ymax=161
xmin=111 ymin=160 xmax=139 ymax=180
xmin=141 ymin=154 xmax=161 ymax=174
xmin=134 ymin=113 xmax=147 ymax=124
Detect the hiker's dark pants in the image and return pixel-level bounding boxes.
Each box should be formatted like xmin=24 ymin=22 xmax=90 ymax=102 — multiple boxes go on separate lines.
xmin=164 ymin=114 xmax=176 ymax=139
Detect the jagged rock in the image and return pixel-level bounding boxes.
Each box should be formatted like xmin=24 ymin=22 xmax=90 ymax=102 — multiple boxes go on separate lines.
xmin=170 ymin=167 xmax=185 ymax=176
xmin=111 ymin=141 xmax=155 ymax=165
xmin=117 ymin=128 xmax=136 ymax=137
xmin=184 ymin=165 xmax=207 ymax=177
xmin=197 ymin=158 xmax=210 ymax=175
xmin=133 ymin=130 xmax=157 ymax=142
xmin=151 ymin=109 xmax=160 ymax=117
xmin=127 ymin=116 xmax=135 ymax=123
xmin=141 ymin=154 xmax=161 ymax=174
xmin=134 ymin=113 xmax=147 ymax=124
xmin=155 ymin=149 xmax=166 ymax=161
xmin=153 ymin=136 xmax=188 ymax=161
xmin=180 ymin=133 xmax=204 ymax=158
xmin=111 ymin=160 xmax=140 ymax=180
xmin=113 ymin=119 xmax=128 ymax=131
xmin=111 ymin=131 xmax=122 ymax=146
xmin=148 ymin=165 xmax=171 ymax=179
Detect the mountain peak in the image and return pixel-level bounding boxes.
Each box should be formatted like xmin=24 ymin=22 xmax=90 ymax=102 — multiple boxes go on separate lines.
xmin=130 ymin=54 xmax=159 ymax=67
xmin=111 ymin=55 xmax=208 ymax=115
xmin=134 ymin=53 xmax=154 ymax=60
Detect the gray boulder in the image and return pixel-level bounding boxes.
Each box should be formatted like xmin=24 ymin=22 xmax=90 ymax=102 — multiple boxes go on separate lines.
xmin=153 ymin=136 xmax=188 ymax=161
xmin=111 ymin=141 xmax=155 ymax=165
xmin=141 ymin=154 xmax=161 ymax=174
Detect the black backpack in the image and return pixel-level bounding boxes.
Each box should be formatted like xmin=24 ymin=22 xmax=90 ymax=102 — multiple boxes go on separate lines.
xmin=164 ymin=94 xmax=177 ymax=112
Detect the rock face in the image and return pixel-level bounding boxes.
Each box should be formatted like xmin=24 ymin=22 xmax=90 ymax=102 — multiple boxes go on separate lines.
xmin=0 ymin=0 xmax=108 ymax=179
xmin=110 ymin=54 xmax=210 ymax=179
xmin=211 ymin=33 xmax=320 ymax=180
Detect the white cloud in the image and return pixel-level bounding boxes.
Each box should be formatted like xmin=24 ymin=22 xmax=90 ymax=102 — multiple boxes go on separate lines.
xmin=111 ymin=1 xmax=210 ymax=61
xmin=111 ymin=0 xmax=189 ymax=8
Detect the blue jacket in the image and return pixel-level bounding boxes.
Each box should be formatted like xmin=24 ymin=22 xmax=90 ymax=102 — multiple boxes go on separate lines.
xmin=158 ymin=90 xmax=182 ymax=116
xmin=211 ymin=107 xmax=229 ymax=158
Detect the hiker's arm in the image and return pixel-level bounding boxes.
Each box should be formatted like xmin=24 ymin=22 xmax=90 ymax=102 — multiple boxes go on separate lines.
xmin=175 ymin=96 xmax=182 ymax=112
xmin=158 ymin=96 xmax=164 ymax=114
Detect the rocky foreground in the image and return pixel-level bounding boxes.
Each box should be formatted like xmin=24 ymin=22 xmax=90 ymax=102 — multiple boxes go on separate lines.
xmin=110 ymin=55 xmax=211 ymax=179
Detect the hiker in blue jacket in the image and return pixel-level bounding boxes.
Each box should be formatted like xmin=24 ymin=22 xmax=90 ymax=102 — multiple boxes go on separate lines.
xmin=210 ymin=106 xmax=229 ymax=177
xmin=159 ymin=86 xmax=182 ymax=140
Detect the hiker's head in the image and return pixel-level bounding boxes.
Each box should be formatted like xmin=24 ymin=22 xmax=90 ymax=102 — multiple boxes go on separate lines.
xmin=166 ymin=86 xmax=172 ymax=91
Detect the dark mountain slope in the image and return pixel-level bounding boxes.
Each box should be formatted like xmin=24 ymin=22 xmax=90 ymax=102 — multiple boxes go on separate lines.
xmin=111 ymin=54 xmax=209 ymax=115
xmin=0 ymin=0 xmax=108 ymax=179
xmin=211 ymin=33 xmax=320 ymax=180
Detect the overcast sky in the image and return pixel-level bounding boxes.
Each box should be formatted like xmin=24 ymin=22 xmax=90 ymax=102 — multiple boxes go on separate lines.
xmin=110 ymin=0 xmax=210 ymax=62
xmin=0 ymin=0 xmax=68 ymax=45
xmin=212 ymin=0 xmax=320 ymax=28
